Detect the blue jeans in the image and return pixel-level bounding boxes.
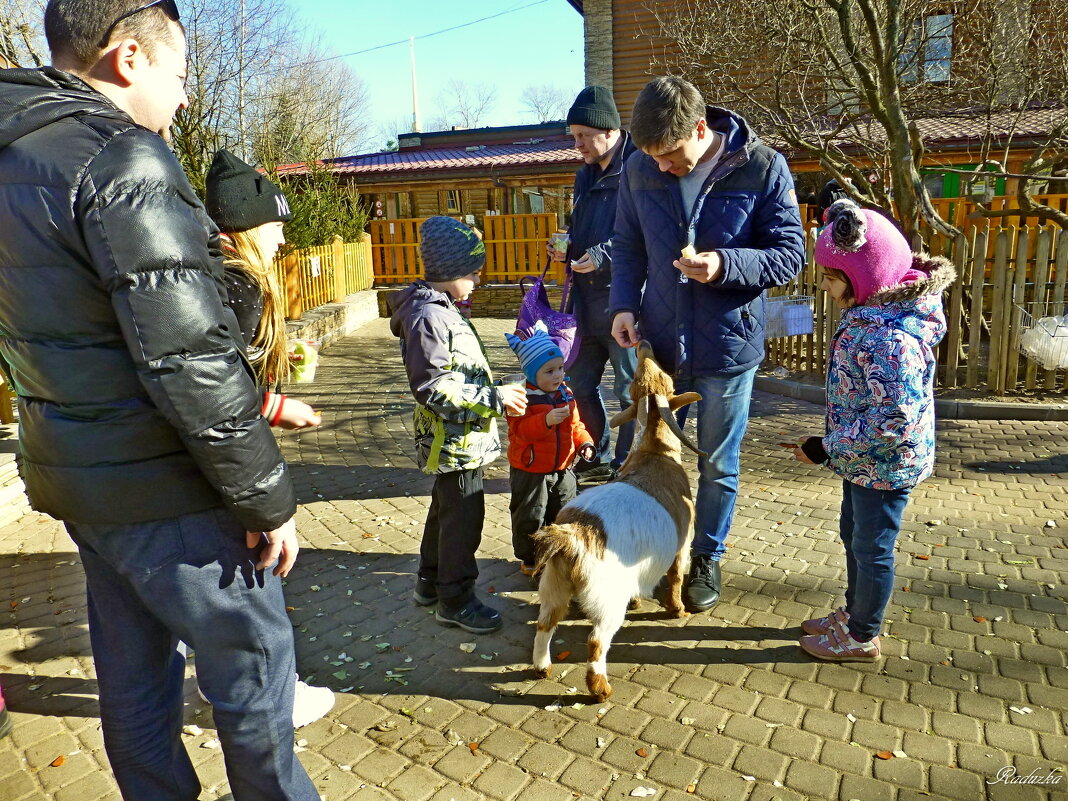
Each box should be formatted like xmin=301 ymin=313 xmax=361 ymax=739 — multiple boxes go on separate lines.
xmin=839 ymin=480 xmax=912 ymax=641
xmin=676 ymin=367 xmax=757 ymax=560
xmin=567 ymin=333 xmax=637 ymax=470
xmin=65 ymin=508 xmax=319 ymax=801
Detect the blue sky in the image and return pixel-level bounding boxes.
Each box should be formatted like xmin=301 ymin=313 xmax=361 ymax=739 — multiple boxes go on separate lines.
xmin=295 ymin=0 xmax=585 ymax=151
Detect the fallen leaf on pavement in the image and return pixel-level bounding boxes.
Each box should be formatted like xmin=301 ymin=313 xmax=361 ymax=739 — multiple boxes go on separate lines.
xmin=50 ymin=756 xmax=65 ymax=767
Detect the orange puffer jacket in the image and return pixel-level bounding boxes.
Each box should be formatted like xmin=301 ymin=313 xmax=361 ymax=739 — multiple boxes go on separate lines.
xmin=507 ymin=383 xmax=593 ymax=473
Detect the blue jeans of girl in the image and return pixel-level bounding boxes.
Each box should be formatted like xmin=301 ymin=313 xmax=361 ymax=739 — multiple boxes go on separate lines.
xmin=839 ymin=480 xmax=912 ymax=642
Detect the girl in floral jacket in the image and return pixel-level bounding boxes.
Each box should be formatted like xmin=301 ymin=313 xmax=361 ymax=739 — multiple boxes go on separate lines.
xmin=789 ymin=199 xmax=954 ymax=662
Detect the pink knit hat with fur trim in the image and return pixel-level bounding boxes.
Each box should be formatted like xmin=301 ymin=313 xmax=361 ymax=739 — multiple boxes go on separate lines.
xmin=815 ymin=200 xmax=922 ymax=305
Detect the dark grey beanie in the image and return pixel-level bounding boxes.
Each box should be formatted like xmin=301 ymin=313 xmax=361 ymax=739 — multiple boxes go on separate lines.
xmin=566 ymin=85 xmax=620 ymax=131
xmin=419 ymin=216 xmax=486 ymax=281
xmin=206 ymin=149 xmax=293 ymax=233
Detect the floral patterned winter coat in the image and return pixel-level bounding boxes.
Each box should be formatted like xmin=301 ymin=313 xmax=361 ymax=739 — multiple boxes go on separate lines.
xmin=822 ymin=256 xmax=955 ymax=490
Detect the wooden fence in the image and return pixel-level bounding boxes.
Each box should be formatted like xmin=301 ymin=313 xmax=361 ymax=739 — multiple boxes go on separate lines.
xmin=766 ymin=225 xmax=1068 ymax=395
xmin=368 ymin=214 xmax=566 ymax=285
xmin=274 ymin=233 xmax=374 ymax=319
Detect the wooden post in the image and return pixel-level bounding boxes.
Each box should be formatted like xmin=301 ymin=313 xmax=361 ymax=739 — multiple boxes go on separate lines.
xmin=1046 ymin=231 xmax=1068 ymax=390
xmin=358 ymin=232 xmax=373 ymax=290
xmin=283 ymin=250 xmax=303 ymax=320
xmin=987 ymin=230 xmax=1011 ymax=395
xmin=1004 ymin=228 xmax=1030 ymax=391
xmin=1025 ymin=228 xmax=1052 ymax=390
xmin=965 ymin=229 xmax=987 ymax=389
xmin=942 ymin=233 xmax=966 ymax=389
xmin=0 ymin=374 xmax=14 ymax=424
xmin=331 ymin=234 xmax=346 ymax=303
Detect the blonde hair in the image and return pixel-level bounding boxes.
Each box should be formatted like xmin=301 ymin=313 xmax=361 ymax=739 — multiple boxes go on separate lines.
xmin=223 ymin=227 xmax=290 ymax=384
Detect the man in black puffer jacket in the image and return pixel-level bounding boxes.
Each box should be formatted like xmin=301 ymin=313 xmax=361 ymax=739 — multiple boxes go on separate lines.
xmin=550 ymin=86 xmax=638 ymax=482
xmin=0 ymin=2 xmax=319 ymax=799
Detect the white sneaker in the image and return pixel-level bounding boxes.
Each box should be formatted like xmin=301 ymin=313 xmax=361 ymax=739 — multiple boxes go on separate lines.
xmin=196 ymin=674 xmax=335 ymax=729
xmin=292 ymin=677 xmax=335 ymax=729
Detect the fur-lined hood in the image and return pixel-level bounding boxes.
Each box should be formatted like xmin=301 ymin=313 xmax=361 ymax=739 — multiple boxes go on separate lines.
xmin=837 ymin=253 xmax=952 ymax=353
xmin=862 ymin=254 xmax=956 ymax=306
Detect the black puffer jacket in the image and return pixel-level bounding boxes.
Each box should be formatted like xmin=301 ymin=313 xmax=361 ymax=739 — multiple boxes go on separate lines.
xmin=0 ymin=67 xmax=295 ymax=530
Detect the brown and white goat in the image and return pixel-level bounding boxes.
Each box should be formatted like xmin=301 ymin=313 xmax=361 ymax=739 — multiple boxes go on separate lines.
xmin=531 ymin=341 xmax=704 ymax=701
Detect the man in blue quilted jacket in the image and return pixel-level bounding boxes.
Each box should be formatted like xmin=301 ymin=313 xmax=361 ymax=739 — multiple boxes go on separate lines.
xmin=610 ymin=76 xmax=805 ymax=613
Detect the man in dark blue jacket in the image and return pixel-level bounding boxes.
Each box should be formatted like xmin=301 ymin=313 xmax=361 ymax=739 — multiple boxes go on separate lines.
xmin=550 ymin=86 xmax=638 ymax=482
xmin=610 ymin=77 xmax=805 ymax=612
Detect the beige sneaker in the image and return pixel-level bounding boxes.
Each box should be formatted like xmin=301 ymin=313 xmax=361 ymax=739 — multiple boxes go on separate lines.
xmin=800 ymin=628 xmax=880 ymax=662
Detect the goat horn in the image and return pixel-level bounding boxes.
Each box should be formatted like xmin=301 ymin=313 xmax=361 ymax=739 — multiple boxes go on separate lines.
xmin=635 ymin=394 xmax=649 ymax=435
xmin=654 ymin=393 xmax=708 ymax=460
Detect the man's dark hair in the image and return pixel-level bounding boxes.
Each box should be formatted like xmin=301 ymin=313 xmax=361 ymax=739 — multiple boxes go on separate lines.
xmin=45 ymin=0 xmax=178 ymax=69
xmin=630 ymin=76 xmax=705 ymax=152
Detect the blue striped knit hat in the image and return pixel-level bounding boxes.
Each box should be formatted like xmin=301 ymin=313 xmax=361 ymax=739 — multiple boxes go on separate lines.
xmin=506 ymin=322 xmax=563 ymax=384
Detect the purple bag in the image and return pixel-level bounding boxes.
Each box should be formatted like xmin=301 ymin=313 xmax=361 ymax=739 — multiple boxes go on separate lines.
xmin=516 ymin=260 xmax=581 ymax=369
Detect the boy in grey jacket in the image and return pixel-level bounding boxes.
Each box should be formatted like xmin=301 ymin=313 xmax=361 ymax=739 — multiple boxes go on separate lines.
xmin=388 ymin=216 xmax=527 ymax=633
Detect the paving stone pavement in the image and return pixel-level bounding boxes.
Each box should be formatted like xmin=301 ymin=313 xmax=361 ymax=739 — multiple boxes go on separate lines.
xmin=1 ymin=316 xmax=1067 ymax=801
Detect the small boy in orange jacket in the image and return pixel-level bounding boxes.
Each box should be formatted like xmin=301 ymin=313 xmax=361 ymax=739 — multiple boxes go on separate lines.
xmin=505 ymin=324 xmax=596 ymax=575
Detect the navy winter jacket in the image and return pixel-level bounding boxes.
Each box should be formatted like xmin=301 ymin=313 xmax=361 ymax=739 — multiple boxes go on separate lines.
xmin=566 ymin=131 xmax=637 ymax=335
xmin=609 ymin=107 xmax=805 ymax=377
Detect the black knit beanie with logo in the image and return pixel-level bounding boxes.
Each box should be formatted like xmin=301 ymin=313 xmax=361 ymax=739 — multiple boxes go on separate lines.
xmin=419 ymin=216 xmax=486 ymax=281
xmin=206 ymin=149 xmax=294 ymax=233
xmin=566 ymin=85 xmax=621 ymax=131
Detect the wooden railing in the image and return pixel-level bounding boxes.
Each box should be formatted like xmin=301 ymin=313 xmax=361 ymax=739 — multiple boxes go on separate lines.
xmin=368 ymin=214 xmax=567 ymax=285
xmin=0 ymin=373 xmax=13 ymax=424
xmin=274 ymin=233 xmax=374 ymax=319
xmin=766 ymin=225 xmax=1068 ymax=395
xmin=483 ymin=213 xmax=565 ymax=284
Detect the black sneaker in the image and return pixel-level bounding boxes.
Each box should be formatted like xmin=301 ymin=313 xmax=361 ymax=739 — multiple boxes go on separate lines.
xmin=436 ymin=598 xmax=502 ymax=634
xmin=576 ymin=465 xmax=614 ymax=484
xmin=413 ymin=577 xmax=437 ymax=606
xmin=684 ymin=554 xmax=721 ymax=612
xmin=0 ymin=704 xmax=12 ymax=740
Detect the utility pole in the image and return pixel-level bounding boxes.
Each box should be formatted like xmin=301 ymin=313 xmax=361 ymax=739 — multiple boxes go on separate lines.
xmin=238 ymin=0 xmax=247 ymax=160
xmin=410 ymin=36 xmax=421 ymax=133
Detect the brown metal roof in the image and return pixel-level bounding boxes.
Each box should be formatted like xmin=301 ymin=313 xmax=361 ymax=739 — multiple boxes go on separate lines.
xmin=276 ymin=137 xmax=581 ymax=178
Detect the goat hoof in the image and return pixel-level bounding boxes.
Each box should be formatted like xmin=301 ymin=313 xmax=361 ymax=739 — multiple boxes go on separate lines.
xmin=627 ymin=597 xmax=641 ymax=611
xmin=586 ymin=671 xmax=612 ymax=701
xmin=533 ymin=665 xmax=552 ymax=679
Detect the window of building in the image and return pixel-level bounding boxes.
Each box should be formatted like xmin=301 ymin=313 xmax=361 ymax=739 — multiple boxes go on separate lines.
xmin=900 ymin=13 xmax=953 ymax=84
xmin=445 ymin=189 xmax=462 ymax=213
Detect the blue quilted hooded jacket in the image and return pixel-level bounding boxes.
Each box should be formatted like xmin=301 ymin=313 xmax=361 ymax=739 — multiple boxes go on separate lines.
xmin=609 ymin=107 xmax=805 ymax=377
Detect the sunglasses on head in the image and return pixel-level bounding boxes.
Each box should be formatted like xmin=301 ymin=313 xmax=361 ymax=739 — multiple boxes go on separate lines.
xmin=98 ymin=0 xmax=181 ymax=49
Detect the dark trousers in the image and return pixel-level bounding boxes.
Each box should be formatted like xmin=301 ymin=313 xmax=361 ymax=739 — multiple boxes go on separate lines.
xmin=420 ymin=468 xmax=485 ymax=609
xmin=64 ymin=508 xmax=319 ymax=801
xmin=509 ymin=467 xmax=577 ymax=564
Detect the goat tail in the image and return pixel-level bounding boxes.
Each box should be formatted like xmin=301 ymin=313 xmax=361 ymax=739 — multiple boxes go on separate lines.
xmin=532 ymin=524 xmax=584 ymax=573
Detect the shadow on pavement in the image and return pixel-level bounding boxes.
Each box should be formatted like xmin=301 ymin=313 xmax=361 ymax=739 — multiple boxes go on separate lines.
xmin=965 ymin=454 xmax=1068 ymax=474
xmin=3 ymin=544 xmax=1065 ymax=713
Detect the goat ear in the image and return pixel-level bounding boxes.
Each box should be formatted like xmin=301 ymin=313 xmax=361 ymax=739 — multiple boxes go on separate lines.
xmin=668 ymin=392 xmax=702 ymax=411
xmin=609 ymin=404 xmax=637 ymax=428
